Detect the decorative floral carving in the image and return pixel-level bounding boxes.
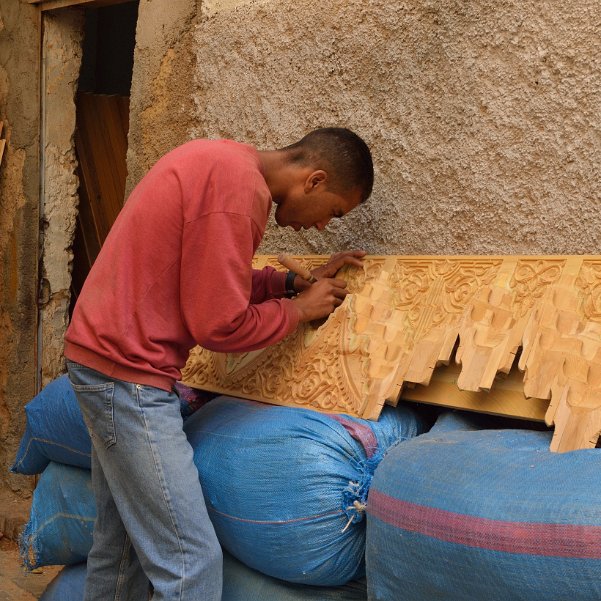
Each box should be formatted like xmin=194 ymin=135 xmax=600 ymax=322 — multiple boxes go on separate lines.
xmin=576 ymin=260 xmax=601 ymax=322
xmin=511 ymin=259 xmax=565 ymax=316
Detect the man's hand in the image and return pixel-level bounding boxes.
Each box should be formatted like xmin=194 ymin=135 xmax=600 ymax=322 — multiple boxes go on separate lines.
xmin=311 ymin=250 xmax=366 ymax=280
xmin=292 ymin=278 xmax=349 ymax=322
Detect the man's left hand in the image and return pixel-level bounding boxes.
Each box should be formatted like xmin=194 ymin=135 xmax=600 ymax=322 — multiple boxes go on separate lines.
xmin=312 ymin=250 xmax=366 ymax=280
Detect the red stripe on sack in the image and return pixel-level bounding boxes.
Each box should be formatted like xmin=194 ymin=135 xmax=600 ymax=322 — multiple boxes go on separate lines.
xmin=367 ymin=489 xmax=601 ymax=559
xmin=331 ymin=416 xmax=379 ymax=458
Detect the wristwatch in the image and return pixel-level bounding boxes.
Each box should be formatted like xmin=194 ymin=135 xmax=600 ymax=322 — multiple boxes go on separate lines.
xmin=285 ymin=270 xmax=297 ymax=297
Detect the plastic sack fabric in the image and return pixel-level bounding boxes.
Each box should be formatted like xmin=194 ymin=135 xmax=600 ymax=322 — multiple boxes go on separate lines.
xmin=20 ymin=462 xmax=95 ymax=569
xmin=366 ymin=426 xmax=601 ymax=601
xmin=39 ymin=563 xmax=87 ymax=601
xmin=221 ymin=551 xmax=367 ymax=601
xmin=427 ymin=409 xmax=494 ymax=434
xmin=183 ymin=395 xmax=425 ymax=586
xmin=11 ymin=376 xmax=211 ymax=475
xmin=11 ymin=375 xmax=91 ymax=474
xmin=40 ymin=553 xmax=367 ymax=601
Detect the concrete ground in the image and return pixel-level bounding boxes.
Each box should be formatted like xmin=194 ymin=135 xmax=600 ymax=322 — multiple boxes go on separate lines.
xmin=0 ymin=538 xmax=61 ymax=601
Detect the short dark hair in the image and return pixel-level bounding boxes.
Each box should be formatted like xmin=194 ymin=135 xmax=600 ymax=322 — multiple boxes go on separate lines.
xmin=283 ymin=128 xmax=374 ymax=203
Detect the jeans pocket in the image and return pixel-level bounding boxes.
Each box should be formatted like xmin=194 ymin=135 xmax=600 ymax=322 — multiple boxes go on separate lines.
xmin=71 ymin=381 xmax=117 ymax=449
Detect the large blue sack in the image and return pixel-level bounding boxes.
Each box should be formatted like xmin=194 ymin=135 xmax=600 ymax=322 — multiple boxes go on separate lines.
xmin=366 ymin=424 xmax=601 ymax=601
xmin=427 ymin=409 xmax=496 ymax=434
xmin=183 ymin=396 xmax=425 ymax=586
xmin=40 ymin=553 xmax=367 ymax=601
xmin=20 ymin=462 xmax=95 ymax=570
xmin=11 ymin=375 xmax=91 ymax=474
xmin=40 ymin=563 xmax=87 ymax=601
xmin=11 ymin=375 xmax=212 ymax=474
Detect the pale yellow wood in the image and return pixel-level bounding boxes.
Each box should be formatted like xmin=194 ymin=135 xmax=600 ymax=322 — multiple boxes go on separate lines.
xmin=457 ymin=258 xmax=568 ymax=393
xmin=549 ymin=380 xmax=601 ymax=452
xmin=515 ymin=258 xmax=601 ymax=451
xmin=182 ymin=265 xmax=402 ymax=419
xmin=401 ymin=362 xmax=548 ymax=422
xmin=182 ymin=254 xmax=601 ymax=451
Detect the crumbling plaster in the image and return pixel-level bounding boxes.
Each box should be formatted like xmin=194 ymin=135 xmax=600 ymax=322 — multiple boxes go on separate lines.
xmin=39 ymin=10 xmax=84 ymax=387
xmin=0 ymin=0 xmax=40 ymax=494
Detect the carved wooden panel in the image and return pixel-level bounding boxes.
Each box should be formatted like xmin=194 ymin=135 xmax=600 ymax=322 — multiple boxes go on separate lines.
xmin=181 ymin=255 xmax=601 ymax=452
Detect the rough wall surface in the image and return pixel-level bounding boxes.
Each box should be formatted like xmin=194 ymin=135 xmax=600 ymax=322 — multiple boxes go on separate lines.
xmin=180 ymin=0 xmax=601 ymax=255
xmin=0 ymin=0 xmax=40 ymax=494
xmin=125 ymin=0 xmax=200 ymax=195
xmin=39 ymin=10 xmax=84 ymax=387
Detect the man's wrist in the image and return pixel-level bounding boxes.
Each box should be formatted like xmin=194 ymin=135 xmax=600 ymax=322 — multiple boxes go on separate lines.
xmin=294 ymin=275 xmax=312 ymax=293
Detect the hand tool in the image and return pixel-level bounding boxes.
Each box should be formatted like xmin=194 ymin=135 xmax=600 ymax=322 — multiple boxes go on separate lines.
xmin=277 ymin=254 xmax=317 ymax=283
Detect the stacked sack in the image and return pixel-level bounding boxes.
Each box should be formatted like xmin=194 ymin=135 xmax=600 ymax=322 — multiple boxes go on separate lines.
xmin=366 ymin=411 xmax=601 ymax=601
xmin=13 ymin=375 xmax=426 ymax=599
xmin=40 ymin=552 xmax=369 ymax=601
xmin=12 ymin=375 xmax=214 ymax=570
xmin=183 ymin=396 xmax=425 ymax=585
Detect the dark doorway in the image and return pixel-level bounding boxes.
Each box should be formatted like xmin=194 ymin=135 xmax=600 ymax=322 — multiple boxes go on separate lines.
xmin=70 ymin=1 xmax=138 ymax=315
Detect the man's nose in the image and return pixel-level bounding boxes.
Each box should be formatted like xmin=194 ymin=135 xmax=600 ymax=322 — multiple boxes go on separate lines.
xmin=315 ymin=218 xmax=331 ymax=231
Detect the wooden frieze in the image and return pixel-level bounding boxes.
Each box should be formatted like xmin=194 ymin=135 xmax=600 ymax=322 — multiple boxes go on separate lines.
xmin=181 ymin=255 xmax=601 ymax=452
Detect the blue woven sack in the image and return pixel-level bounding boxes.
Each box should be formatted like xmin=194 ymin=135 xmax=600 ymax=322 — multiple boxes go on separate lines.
xmin=11 ymin=376 xmax=209 ymax=475
xmin=40 ymin=563 xmax=87 ymax=601
xmin=427 ymin=409 xmax=494 ymax=434
xmin=366 ymin=425 xmax=601 ymax=601
xmin=40 ymin=553 xmax=367 ymax=601
xmin=20 ymin=462 xmax=96 ymax=569
xmin=183 ymin=396 xmax=425 ymax=586
xmin=11 ymin=375 xmax=91 ymax=474
xmin=220 ymin=551 xmax=367 ymax=600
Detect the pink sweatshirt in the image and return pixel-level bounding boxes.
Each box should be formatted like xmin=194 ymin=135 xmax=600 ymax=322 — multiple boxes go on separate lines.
xmin=64 ymin=139 xmax=300 ymax=391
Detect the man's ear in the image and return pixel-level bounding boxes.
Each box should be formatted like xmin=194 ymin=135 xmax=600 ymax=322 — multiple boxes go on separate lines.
xmin=304 ymin=170 xmax=327 ymax=193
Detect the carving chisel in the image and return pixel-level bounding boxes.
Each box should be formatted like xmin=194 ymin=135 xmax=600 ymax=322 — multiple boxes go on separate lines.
xmin=277 ymin=254 xmax=317 ymax=283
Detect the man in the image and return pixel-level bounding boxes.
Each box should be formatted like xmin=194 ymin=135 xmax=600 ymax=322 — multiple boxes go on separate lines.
xmin=64 ymin=127 xmax=374 ymax=601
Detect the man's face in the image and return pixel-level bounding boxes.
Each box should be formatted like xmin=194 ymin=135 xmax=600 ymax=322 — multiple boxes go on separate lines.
xmin=274 ymin=175 xmax=362 ymax=231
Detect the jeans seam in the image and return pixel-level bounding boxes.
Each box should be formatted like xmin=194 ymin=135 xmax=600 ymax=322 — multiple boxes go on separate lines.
xmin=114 ymin=534 xmax=131 ymax=601
xmin=135 ymin=384 xmax=186 ymax=600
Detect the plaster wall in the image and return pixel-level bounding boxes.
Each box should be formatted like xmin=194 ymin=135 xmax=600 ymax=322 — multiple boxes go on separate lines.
xmin=39 ymin=10 xmax=84 ymax=388
xmin=127 ymin=0 xmax=601 ymax=256
xmin=125 ymin=0 xmax=200 ymax=194
xmin=0 ymin=0 xmax=40 ymax=494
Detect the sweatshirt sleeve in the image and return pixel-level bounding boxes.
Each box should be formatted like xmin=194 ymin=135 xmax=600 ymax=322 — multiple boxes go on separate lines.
xmin=251 ymin=267 xmax=287 ymax=303
xmin=180 ymin=212 xmax=300 ymax=353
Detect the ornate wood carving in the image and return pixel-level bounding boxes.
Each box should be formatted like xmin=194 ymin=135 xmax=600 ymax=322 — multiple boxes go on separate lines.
xmin=181 ymin=255 xmax=601 ymax=452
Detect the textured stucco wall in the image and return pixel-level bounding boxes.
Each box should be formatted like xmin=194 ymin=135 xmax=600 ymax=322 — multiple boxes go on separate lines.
xmin=125 ymin=0 xmax=200 ymax=194
xmin=0 ymin=0 xmax=40 ymax=494
xmin=184 ymin=0 xmax=601 ymax=256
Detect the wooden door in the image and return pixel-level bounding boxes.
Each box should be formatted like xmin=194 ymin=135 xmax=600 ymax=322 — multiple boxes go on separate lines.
xmin=70 ymin=92 xmax=129 ymax=307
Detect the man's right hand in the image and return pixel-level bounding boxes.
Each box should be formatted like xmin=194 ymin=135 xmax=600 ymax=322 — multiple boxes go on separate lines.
xmin=292 ymin=278 xmax=349 ymax=322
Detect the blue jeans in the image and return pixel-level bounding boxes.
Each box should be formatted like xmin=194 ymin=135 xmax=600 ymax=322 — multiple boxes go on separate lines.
xmin=66 ymin=360 xmax=222 ymax=601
